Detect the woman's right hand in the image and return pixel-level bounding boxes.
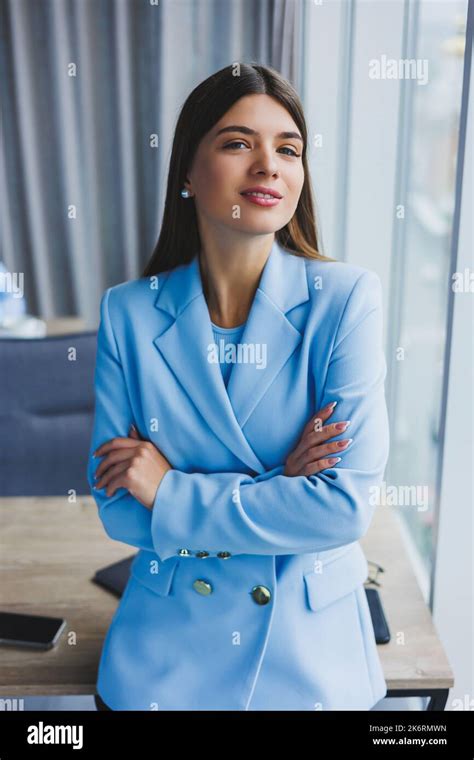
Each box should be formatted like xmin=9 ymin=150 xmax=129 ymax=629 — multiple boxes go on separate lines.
xmin=283 ymin=402 xmax=352 ymax=477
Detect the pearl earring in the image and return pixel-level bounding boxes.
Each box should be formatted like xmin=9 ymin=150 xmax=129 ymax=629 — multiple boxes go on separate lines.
xmin=180 ymin=188 xmax=191 ymax=198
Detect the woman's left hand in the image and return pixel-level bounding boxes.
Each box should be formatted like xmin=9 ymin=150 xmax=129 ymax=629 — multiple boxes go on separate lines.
xmin=93 ymin=425 xmax=172 ymax=510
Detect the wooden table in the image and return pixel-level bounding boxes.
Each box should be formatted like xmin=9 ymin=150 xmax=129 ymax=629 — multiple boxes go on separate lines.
xmin=360 ymin=507 xmax=454 ymax=710
xmin=45 ymin=317 xmax=87 ymax=335
xmin=0 ymin=497 xmax=454 ymax=706
xmin=0 ymin=496 xmax=129 ymax=696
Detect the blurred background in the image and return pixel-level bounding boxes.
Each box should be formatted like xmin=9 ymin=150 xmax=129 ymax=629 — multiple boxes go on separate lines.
xmin=0 ymin=0 xmax=472 ymax=713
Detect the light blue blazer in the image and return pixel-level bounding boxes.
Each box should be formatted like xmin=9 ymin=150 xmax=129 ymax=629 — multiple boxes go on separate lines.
xmin=88 ymin=238 xmax=390 ymax=711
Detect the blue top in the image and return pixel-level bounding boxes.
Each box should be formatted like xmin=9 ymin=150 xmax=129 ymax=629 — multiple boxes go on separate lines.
xmin=211 ymin=320 xmax=247 ymax=387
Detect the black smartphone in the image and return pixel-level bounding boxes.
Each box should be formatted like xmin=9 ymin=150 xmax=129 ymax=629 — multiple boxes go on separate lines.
xmin=0 ymin=611 xmax=66 ymax=650
xmin=364 ymin=587 xmax=391 ymax=644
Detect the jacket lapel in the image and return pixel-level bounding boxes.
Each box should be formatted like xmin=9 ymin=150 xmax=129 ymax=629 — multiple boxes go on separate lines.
xmin=152 ymin=239 xmax=309 ymax=472
xmin=226 ymin=241 xmax=309 ymax=428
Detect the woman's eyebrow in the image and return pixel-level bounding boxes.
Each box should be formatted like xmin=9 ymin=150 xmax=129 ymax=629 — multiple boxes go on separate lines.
xmin=214 ymin=125 xmax=303 ymax=143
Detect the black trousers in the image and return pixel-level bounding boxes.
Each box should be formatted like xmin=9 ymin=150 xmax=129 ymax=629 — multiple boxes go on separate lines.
xmin=94 ymin=693 xmax=113 ymax=711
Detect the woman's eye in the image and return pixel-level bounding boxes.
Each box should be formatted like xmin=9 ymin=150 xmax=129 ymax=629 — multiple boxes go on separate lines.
xmin=223 ymin=141 xmax=248 ymax=150
xmin=223 ymin=141 xmax=300 ymax=157
xmin=279 ymin=146 xmax=300 ymax=157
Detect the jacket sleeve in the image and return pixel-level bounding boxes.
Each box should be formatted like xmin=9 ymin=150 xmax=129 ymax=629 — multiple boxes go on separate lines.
xmin=151 ymin=270 xmax=390 ymax=561
xmin=87 ymin=287 xmax=159 ymax=552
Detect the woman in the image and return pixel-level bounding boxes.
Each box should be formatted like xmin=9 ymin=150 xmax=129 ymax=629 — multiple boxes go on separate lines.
xmin=88 ymin=63 xmax=389 ymax=711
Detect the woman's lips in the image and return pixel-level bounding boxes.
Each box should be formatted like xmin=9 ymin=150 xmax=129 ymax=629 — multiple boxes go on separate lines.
xmin=240 ymin=192 xmax=282 ymax=207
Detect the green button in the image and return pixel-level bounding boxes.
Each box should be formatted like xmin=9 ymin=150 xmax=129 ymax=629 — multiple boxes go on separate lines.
xmin=251 ymin=585 xmax=272 ymax=605
xmin=193 ymin=579 xmax=213 ymax=595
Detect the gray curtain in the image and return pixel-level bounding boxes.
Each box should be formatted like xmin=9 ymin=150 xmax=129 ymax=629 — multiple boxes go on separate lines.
xmin=0 ymin=0 xmax=304 ymax=328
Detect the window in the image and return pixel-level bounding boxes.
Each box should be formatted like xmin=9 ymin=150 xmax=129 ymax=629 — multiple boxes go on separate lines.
xmin=387 ymin=0 xmax=469 ymax=583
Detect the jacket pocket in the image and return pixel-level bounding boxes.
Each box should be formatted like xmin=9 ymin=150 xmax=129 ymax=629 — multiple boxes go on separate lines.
xmin=129 ymin=549 xmax=179 ymax=596
xmin=303 ymin=542 xmax=369 ymax=612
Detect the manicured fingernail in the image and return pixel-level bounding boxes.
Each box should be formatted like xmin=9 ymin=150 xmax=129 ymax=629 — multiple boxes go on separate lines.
xmin=325 ymin=401 xmax=337 ymax=410
xmin=328 ymin=457 xmax=341 ymax=465
xmin=335 ymin=421 xmax=351 ymax=431
xmin=337 ymin=438 xmax=353 ymax=448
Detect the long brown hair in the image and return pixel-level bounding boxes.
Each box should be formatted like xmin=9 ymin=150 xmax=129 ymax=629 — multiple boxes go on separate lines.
xmin=142 ymin=62 xmax=336 ymax=277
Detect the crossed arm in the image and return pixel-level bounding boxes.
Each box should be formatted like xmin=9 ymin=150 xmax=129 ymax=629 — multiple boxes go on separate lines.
xmin=87 ymin=272 xmax=389 ymax=561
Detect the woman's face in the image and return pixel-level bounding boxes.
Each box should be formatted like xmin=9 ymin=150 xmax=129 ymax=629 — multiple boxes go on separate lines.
xmin=186 ymin=94 xmax=305 ymax=238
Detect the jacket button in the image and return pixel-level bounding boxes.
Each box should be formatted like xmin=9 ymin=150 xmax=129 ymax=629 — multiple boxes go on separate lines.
xmin=193 ymin=579 xmax=213 ymax=595
xmin=177 ymin=548 xmax=192 ymax=556
xmin=195 ymin=550 xmax=210 ymax=558
xmin=251 ymin=585 xmax=272 ymax=605
xmin=217 ymin=551 xmax=232 ymax=559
